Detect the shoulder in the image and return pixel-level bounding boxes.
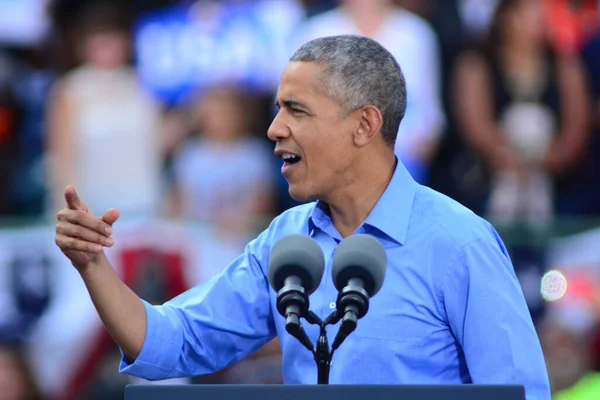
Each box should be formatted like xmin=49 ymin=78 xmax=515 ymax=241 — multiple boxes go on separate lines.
xmin=58 ymin=66 xmax=91 ymax=91
xmin=246 ymin=202 xmax=317 ymax=270
xmin=296 ymin=8 xmax=346 ymax=42
xmin=393 ymin=8 xmax=437 ymax=38
xmin=409 ymin=186 xmax=513 ymax=297
xmin=48 ymin=67 xmax=92 ymax=106
xmin=410 ymin=185 xmax=501 ymax=251
xmin=386 ymin=8 xmax=439 ymax=53
xmin=259 ymin=202 xmax=317 ymax=241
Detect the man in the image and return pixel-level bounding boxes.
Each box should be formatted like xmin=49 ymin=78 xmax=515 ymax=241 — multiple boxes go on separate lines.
xmin=54 ymin=35 xmax=550 ymax=398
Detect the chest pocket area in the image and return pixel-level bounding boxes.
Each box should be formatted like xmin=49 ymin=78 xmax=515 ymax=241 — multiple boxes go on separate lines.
xmin=337 ymin=296 xmax=432 ymax=383
xmin=349 ymin=287 xmax=433 ymax=346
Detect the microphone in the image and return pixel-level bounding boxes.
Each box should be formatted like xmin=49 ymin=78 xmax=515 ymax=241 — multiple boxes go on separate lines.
xmin=268 ymin=234 xmax=325 ymax=351
xmin=331 ymin=234 xmax=387 ymax=350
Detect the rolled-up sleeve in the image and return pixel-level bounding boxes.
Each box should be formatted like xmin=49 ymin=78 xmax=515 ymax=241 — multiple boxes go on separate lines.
xmin=119 ymin=300 xmax=184 ymax=379
xmin=443 ymin=232 xmax=551 ymax=399
xmin=118 ymin=233 xmax=276 ymax=380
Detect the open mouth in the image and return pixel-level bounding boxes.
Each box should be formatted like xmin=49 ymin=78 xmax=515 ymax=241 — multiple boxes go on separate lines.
xmin=275 ymin=148 xmax=302 ymax=165
xmin=281 ymin=153 xmax=302 ymax=165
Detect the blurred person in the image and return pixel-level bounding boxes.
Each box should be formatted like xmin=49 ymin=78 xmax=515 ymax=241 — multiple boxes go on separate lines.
xmin=538 ymin=316 xmax=600 ymax=398
xmin=582 ymin=31 xmax=600 ymax=127
xmin=54 ymin=35 xmax=549 ymax=397
xmin=0 ymin=52 xmax=21 ymax=216
xmin=9 ymin=46 xmax=57 ymax=218
xmin=168 ymin=85 xmax=275 ymax=238
xmin=543 ymin=0 xmax=599 ymax=57
xmin=404 ymin=0 xmax=489 ymax=214
xmin=161 ymin=83 xmax=282 ymax=382
xmin=46 ymin=1 xmax=164 ymax=218
xmin=574 ymin=25 xmax=600 ymax=215
xmin=0 ymin=0 xmax=57 ymax=218
xmin=295 ymin=0 xmax=445 ymax=184
xmin=0 ymin=343 xmax=42 ymax=400
xmin=453 ymin=0 xmax=590 ymax=224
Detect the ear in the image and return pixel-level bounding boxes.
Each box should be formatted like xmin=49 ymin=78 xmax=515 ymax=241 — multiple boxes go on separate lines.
xmin=352 ymin=105 xmax=383 ymax=147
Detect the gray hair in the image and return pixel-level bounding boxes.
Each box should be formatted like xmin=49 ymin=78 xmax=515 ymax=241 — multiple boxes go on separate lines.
xmin=290 ymin=35 xmax=407 ymax=147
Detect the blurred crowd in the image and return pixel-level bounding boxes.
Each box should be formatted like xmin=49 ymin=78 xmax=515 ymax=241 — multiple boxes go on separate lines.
xmin=0 ymin=0 xmax=600 ymax=399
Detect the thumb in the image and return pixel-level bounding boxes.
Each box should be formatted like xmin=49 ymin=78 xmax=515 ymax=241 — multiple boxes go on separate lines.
xmin=101 ymin=208 xmax=120 ymax=226
xmin=65 ymin=185 xmax=88 ymax=212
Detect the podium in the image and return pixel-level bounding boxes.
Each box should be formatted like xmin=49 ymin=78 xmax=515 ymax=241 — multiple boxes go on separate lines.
xmin=124 ymin=384 xmax=526 ymax=400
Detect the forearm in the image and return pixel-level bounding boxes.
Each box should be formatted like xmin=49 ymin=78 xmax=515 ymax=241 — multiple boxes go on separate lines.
xmin=544 ymin=56 xmax=591 ymax=174
xmin=464 ymin=125 xmax=515 ymax=172
xmin=79 ymin=252 xmax=146 ymax=361
xmin=453 ymin=55 xmax=517 ymax=172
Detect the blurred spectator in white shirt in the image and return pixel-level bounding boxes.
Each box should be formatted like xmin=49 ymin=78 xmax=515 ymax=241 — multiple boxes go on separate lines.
xmin=294 ymin=0 xmax=445 ymax=183
xmin=46 ymin=1 xmax=164 ymax=218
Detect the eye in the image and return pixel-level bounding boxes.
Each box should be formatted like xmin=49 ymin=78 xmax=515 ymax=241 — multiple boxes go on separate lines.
xmin=290 ymin=108 xmax=306 ymax=116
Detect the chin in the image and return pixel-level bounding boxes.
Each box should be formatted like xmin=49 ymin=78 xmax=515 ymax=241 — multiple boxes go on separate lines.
xmin=288 ymin=184 xmax=317 ymax=203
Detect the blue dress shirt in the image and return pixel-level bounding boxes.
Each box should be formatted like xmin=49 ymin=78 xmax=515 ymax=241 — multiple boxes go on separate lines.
xmin=120 ymin=161 xmax=550 ymax=399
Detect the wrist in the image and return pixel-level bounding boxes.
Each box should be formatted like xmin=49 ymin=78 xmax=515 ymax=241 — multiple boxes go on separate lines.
xmin=489 ymin=146 xmax=516 ymax=171
xmin=77 ymin=252 xmax=109 ymax=278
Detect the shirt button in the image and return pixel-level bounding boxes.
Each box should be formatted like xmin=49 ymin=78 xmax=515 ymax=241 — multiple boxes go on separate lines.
xmin=329 ymin=302 xmax=336 ymax=309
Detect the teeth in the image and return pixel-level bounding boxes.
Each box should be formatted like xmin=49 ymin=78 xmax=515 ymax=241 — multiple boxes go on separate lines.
xmin=282 ymin=154 xmax=298 ymax=160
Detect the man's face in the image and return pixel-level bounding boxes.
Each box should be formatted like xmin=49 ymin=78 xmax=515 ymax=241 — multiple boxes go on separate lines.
xmin=268 ymin=62 xmax=358 ymax=201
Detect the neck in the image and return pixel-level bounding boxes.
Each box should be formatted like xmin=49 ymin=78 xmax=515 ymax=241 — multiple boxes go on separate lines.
xmin=324 ymin=150 xmax=396 ymax=238
xmin=343 ymin=2 xmax=392 ymax=36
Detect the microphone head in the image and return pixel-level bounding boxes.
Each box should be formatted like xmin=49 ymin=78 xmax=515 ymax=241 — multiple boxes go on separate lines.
xmin=268 ymin=234 xmax=325 ymax=295
xmin=332 ymin=234 xmax=387 ymax=297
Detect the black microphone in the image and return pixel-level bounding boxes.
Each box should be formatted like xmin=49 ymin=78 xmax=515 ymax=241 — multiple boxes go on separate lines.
xmin=331 ymin=234 xmax=387 ymax=350
xmin=268 ymin=234 xmax=325 ymax=351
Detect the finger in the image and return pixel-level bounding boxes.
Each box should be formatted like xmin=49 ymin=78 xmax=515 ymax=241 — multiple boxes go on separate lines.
xmin=55 ymin=233 xmax=103 ymax=254
xmin=64 ymin=186 xmax=88 ymax=212
xmin=56 ymin=221 xmax=114 ymax=247
xmin=57 ymin=209 xmax=113 ymax=236
xmin=101 ymin=208 xmax=120 ymax=226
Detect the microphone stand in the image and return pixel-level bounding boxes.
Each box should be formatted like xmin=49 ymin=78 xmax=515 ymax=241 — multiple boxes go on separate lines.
xmin=304 ymin=311 xmax=344 ymax=384
xmin=276 ymin=286 xmax=360 ymax=384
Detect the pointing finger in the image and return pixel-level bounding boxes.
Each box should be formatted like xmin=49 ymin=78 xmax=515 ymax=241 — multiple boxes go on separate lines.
xmin=65 ymin=186 xmax=87 ymax=212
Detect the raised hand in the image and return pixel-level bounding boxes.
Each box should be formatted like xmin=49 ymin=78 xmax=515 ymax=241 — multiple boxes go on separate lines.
xmin=55 ymin=186 xmax=120 ymax=269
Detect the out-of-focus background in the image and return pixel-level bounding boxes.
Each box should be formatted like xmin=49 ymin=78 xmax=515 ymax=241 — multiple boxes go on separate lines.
xmin=0 ymin=0 xmax=599 ymax=398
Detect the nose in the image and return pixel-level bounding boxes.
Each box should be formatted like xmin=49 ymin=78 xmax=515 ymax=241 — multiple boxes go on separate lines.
xmin=267 ymin=112 xmax=291 ymax=142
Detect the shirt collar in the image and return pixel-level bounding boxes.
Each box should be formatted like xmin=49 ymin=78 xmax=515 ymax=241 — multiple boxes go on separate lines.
xmin=308 ymin=200 xmax=331 ymax=237
xmin=308 ymin=158 xmax=417 ymax=245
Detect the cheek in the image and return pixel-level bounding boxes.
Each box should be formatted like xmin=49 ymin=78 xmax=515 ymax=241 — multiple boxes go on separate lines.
xmin=298 ymin=118 xmax=352 ymax=174
xmin=309 ymin=139 xmax=350 ymax=186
